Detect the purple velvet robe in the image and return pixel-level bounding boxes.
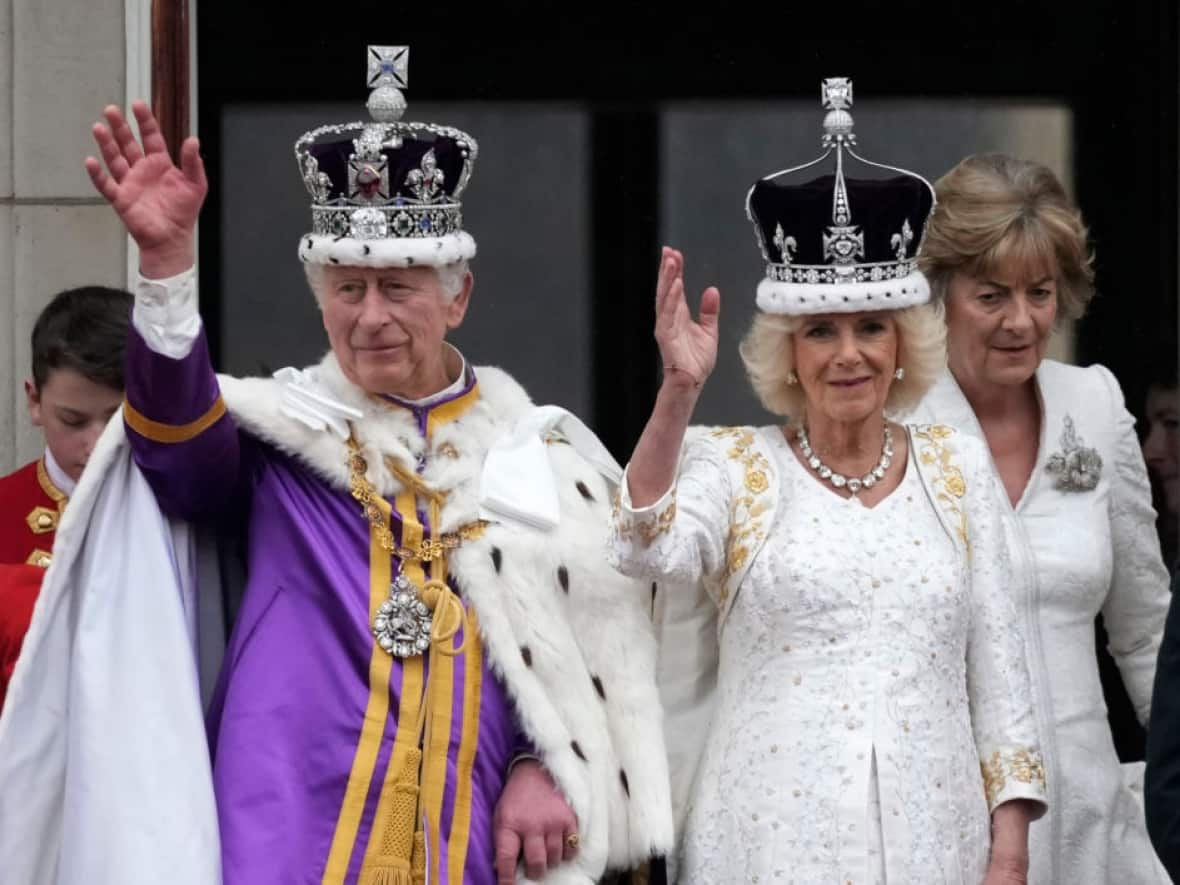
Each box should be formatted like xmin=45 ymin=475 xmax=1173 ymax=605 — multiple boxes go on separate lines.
xmin=124 ymin=326 xmax=519 ymax=884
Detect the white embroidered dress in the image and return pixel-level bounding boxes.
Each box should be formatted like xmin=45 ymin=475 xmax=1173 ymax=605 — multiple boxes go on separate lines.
xmin=913 ymin=362 xmax=1172 ymax=884
xmin=610 ymin=424 xmax=1048 ymax=885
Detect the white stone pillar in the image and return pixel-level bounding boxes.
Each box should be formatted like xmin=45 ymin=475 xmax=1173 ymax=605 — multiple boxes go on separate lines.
xmin=0 ymin=0 xmax=14 ymax=474
xmin=1 ymin=0 xmax=134 ymax=472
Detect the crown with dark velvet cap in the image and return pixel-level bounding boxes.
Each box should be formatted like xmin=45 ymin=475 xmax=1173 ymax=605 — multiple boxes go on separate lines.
xmin=294 ymin=46 xmax=477 ymax=268
xmin=745 ymin=78 xmax=935 ymax=315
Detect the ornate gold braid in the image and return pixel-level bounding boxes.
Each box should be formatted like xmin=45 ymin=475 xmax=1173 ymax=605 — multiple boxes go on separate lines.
xmin=346 ymin=433 xmax=488 ymax=561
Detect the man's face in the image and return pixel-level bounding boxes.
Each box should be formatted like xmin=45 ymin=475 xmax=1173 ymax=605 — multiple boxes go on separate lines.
xmin=26 ymin=368 xmax=123 ymax=482
xmin=319 ymin=265 xmax=471 ymax=398
xmin=1144 ymin=385 xmax=1180 ymax=519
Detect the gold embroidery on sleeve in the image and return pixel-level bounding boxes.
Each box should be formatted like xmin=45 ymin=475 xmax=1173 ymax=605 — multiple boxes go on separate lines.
xmin=711 ymin=428 xmax=772 ymax=604
xmin=980 ymin=748 xmax=1047 ymax=807
xmin=613 ymin=487 xmax=678 ymax=549
xmin=914 ymin=424 xmax=970 ymax=554
xmin=637 ymin=500 xmax=677 ymax=547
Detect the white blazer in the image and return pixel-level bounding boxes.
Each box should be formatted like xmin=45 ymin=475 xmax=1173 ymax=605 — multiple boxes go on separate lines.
xmin=912 ymin=360 xmax=1172 ymax=883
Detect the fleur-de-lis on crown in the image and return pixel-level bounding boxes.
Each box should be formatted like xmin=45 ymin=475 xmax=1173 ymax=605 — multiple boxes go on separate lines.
xmin=301 ymin=153 xmax=332 ymax=202
xmin=891 ymin=218 xmax=913 ymax=261
xmin=406 ymin=148 xmax=445 ymax=203
xmin=773 ymin=224 xmax=798 ymax=265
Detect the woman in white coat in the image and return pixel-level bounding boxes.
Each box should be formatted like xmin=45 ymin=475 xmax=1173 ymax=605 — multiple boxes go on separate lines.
xmin=911 ymin=153 xmax=1172 ymax=883
xmin=609 ymin=83 xmax=1047 ymax=884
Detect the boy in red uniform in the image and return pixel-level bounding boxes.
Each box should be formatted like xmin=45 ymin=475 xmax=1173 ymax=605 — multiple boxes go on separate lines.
xmin=0 ymin=285 xmax=131 ymax=706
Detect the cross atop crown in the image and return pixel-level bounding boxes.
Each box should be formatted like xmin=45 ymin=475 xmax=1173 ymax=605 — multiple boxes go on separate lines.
xmin=366 ymin=46 xmax=409 ymax=123
xmin=821 ymin=77 xmax=853 ymax=111
xmin=821 ymin=77 xmax=856 ymax=147
xmin=368 ymin=46 xmax=408 ymax=89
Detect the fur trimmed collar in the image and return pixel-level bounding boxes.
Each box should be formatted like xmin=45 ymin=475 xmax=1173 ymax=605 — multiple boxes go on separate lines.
xmin=218 ymin=351 xmax=532 ymax=530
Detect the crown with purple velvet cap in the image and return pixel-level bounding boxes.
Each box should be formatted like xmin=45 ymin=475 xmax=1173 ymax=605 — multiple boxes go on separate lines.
xmin=294 ymin=46 xmax=478 ymax=268
xmin=745 ymin=78 xmax=936 ymax=315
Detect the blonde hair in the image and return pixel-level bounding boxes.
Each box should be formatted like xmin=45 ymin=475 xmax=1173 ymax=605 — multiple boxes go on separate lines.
xmin=739 ymin=302 xmax=947 ymax=421
xmin=919 ymin=154 xmax=1094 ymax=320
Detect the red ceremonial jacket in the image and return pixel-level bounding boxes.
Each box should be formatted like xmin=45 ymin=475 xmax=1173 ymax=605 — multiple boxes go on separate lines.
xmin=0 ymin=458 xmax=68 ymax=708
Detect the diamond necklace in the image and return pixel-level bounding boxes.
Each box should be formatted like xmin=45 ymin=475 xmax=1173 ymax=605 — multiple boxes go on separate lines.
xmin=797 ymin=423 xmax=893 ymax=495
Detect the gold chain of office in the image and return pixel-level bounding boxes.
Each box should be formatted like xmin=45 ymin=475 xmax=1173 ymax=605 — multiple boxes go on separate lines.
xmin=345 ymin=434 xmax=488 ymax=562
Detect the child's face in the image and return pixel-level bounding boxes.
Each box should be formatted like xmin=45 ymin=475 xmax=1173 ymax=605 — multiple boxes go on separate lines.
xmin=26 ymin=368 xmax=123 ymax=482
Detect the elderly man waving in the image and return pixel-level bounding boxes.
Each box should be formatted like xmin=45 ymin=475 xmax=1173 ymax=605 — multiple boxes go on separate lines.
xmin=0 ymin=46 xmax=670 ymax=885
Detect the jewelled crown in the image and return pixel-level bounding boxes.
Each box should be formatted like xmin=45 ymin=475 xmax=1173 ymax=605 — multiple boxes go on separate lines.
xmin=294 ymin=46 xmax=478 ymax=268
xmin=745 ymin=78 xmax=935 ymax=315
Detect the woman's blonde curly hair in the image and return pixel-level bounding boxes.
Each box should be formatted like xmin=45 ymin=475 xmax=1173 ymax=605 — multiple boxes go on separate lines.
xmin=739 ymin=302 xmax=947 ymax=422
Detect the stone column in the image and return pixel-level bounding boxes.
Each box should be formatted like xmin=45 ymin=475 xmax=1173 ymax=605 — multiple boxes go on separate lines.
xmin=0 ymin=0 xmax=133 ymax=473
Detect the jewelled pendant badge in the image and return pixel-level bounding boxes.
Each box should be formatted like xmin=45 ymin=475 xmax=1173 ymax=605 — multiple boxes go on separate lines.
xmin=1045 ymin=415 xmax=1102 ymax=492
xmin=374 ymin=573 xmax=434 ymax=657
xmin=346 ymin=428 xmax=488 ymax=658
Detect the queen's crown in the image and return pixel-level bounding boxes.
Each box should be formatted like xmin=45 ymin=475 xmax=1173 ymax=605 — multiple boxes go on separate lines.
xmin=744 ymin=78 xmax=936 ymax=315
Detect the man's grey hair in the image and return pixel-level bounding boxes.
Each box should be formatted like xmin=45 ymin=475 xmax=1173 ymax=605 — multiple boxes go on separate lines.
xmin=434 ymin=261 xmax=468 ymax=302
xmin=305 ymin=259 xmax=469 ymax=306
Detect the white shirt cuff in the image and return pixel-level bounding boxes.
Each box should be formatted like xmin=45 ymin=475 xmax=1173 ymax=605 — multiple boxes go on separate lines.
xmin=133 ymin=266 xmax=201 ymax=359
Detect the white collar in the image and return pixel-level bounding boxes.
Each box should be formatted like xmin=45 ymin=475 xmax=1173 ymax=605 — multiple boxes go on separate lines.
xmin=396 ymin=345 xmax=469 ymax=407
xmin=273 ymin=345 xmax=471 ymax=441
xmin=44 ymin=448 xmax=77 ymax=498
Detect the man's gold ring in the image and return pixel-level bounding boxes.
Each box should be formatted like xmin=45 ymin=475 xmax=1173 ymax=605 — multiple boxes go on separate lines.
xmin=565 ymin=833 xmax=580 ymax=849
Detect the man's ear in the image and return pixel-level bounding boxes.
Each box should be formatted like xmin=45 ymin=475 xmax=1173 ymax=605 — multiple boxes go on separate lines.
xmin=445 ymin=272 xmax=474 ymax=330
xmin=25 ymin=379 xmax=44 ymax=427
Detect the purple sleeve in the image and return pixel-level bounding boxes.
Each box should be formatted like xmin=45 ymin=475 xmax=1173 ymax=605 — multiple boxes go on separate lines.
xmin=123 ymin=324 xmax=247 ymax=519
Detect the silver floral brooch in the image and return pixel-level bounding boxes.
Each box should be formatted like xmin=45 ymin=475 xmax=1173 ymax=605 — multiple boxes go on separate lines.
xmin=1045 ymin=415 xmax=1102 ymax=492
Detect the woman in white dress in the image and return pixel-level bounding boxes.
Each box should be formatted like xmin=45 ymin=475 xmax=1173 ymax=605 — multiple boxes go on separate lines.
xmin=911 ymin=153 xmax=1172 ymax=883
xmin=608 ymin=82 xmax=1047 ymax=884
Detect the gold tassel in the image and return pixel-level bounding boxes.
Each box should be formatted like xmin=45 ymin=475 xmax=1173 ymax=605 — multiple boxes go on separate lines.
xmin=360 ymin=745 xmax=423 ymax=881
xmin=411 ymin=830 xmax=427 ymax=885
xmin=362 ymin=862 xmax=414 ymax=885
